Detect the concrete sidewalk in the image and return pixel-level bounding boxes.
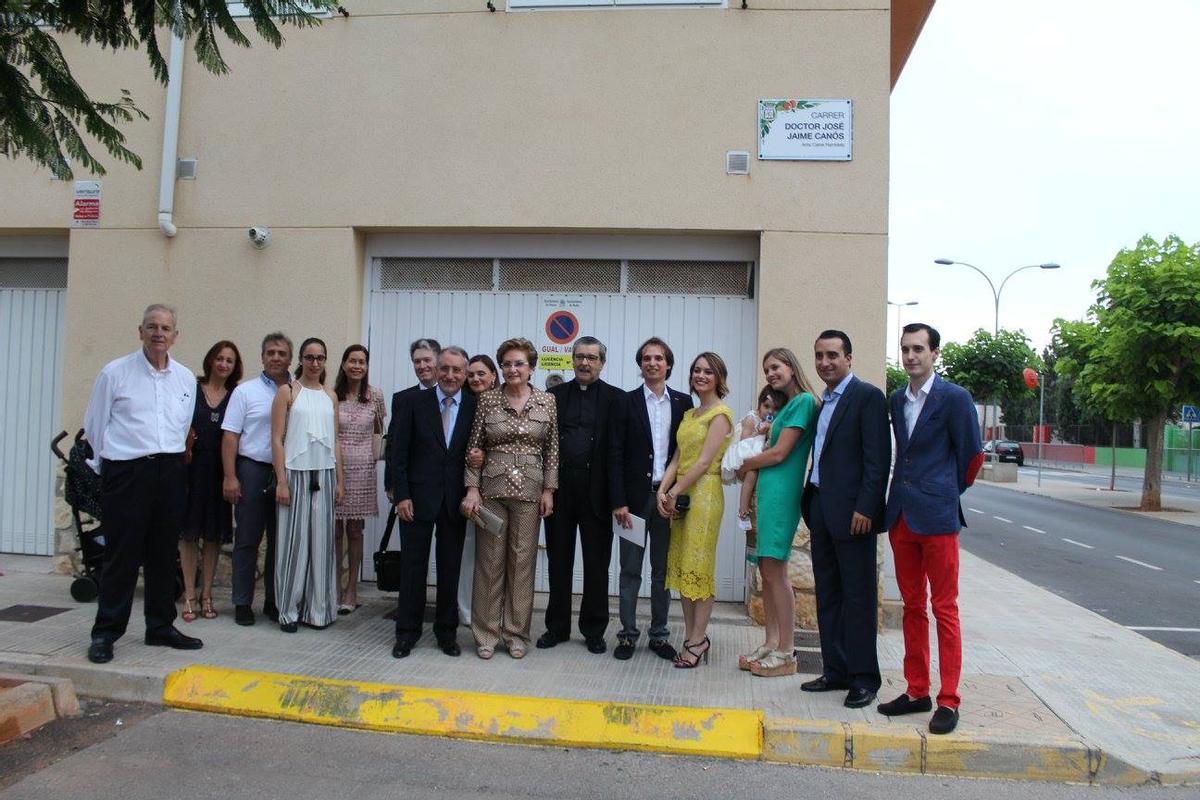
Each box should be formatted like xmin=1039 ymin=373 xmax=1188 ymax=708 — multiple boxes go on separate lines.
xmin=1 ymin=552 xmax=1197 ymax=784
xmin=980 ymin=466 xmax=1200 ymax=528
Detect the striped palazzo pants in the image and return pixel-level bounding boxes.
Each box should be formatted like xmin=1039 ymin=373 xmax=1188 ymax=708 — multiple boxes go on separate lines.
xmin=275 ymin=468 xmax=338 ymax=627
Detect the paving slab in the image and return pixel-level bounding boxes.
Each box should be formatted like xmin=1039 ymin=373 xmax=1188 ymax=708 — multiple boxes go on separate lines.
xmin=1 ymin=551 xmax=1197 ymax=784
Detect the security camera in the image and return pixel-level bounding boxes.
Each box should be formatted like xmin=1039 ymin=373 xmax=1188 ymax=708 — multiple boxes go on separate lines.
xmin=248 ymin=226 xmax=271 ymax=249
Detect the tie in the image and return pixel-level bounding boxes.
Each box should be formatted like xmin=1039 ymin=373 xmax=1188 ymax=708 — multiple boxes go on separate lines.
xmin=442 ymin=396 xmax=454 ymax=443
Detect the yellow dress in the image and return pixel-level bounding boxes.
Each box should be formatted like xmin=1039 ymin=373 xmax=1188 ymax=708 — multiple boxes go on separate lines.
xmin=665 ymin=403 xmax=734 ymax=600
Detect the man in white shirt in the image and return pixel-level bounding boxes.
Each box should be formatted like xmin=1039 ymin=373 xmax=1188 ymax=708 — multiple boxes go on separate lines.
xmin=84 ymin=304 xmax=202 ymax=664
xmin=608 ymin=338 xmax=693 ymax=661
xmin=222 ymin=332 xmax=293 ymax=626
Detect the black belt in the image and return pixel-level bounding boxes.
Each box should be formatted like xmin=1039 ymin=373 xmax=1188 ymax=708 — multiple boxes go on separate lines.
xmin=236 ymin=455 xmax=272 ymax=466
xmin=651 ymin=481 xmax=662 ymax=490
xmin=110 ymin=452 xmax=184 ymax=464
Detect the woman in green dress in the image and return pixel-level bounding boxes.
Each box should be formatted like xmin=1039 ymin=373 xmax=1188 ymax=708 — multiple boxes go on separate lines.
xmin=736 ymin=347 xmax=820 ymax=677
xmin=658 ymin=352 xmax=734 ymax=668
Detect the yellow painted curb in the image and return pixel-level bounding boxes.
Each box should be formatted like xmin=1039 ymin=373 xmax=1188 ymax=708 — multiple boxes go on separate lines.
xmin=163 ymin=665 xmax=763 ymax=759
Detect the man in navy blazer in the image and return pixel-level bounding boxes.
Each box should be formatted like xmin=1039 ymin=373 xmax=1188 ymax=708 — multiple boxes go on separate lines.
xmin=608 ymin=337 xmax=693 ymax=662
xmin=880 ymin=323 xmax=983 ymax=735
xmin=800 ymin=330 xmax=890 ymax=709
xmin=387 ymin=345 xmax=477 ymax=659
xmin=384 ymin=337 xmax=440 ymax=500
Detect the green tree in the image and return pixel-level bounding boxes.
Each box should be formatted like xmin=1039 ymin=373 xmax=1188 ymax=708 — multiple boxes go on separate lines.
xmin=885 ymin=361 xmax=907 ymax=397
xmin=940 ymin=328 xmax=1042 ymax=439
xmin=1 ymin=0 xmax=337 ymax=178
xmin=1055 ymin=234 xmax=1200 ymax=511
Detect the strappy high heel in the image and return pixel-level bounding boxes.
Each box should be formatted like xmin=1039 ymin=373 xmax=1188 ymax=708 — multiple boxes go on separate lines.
xmin=181 ymin=597 xmax=197 ymax=623
xmin=673 ymin=636 xmax=710 ymax=669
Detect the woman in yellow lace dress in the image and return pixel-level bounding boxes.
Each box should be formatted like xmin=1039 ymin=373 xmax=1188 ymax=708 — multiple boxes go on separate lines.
xmin=658 ymin=352 xmax=734 ymax=668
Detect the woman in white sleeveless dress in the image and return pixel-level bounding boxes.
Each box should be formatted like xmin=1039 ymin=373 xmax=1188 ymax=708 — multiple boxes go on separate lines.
xmin=271 ymin=337 xmax=344 ymax=632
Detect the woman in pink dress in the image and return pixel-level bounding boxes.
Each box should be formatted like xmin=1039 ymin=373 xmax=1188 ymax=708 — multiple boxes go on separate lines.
xmin=333 ymin=345 xmax=386 ymax=614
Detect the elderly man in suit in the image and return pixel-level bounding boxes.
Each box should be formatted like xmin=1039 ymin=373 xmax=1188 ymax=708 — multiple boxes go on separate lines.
xmin=384 ymin=337 xmax=440 ymax=501
xmin=800 ymin=330 xmax=890 ymax=708
xmin=880 ymin=322 xmax=983 ymax=735
xmin=538 ymin=336 xmax=620 ymax=654
xmin=388 ymin=345 xmax=477 ymax=658
xmin=608 ymin=337 xmax=693 ymax=662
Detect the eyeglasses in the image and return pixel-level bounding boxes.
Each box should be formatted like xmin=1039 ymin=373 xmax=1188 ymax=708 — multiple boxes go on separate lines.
xmin=500 ymin=361 xmax=528 ymax=370
xmin=302 ymin=354 xmax=327 ymax=363
xmin=573 ymin=354 xmax=600 ymax=362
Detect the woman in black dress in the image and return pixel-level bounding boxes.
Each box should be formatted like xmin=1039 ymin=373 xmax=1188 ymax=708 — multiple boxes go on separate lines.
xmin=179 ymin=340 xmax=243 ymax=621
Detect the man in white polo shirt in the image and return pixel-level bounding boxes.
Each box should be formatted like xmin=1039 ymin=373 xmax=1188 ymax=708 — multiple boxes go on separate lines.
xmin=222 ymin=332 xmax=293 ymax=626
xmin=84 ymin=304 xmax=202 ymax=664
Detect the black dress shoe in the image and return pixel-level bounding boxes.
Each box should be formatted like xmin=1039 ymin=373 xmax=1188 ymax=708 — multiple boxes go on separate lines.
xmin=844 ymin=687 xmax=877 ymax=709
xmin=263 ymin=604 xmax=280 ymax=623
xmin=536 ymin=631 xmax=567 ymax=649
xmin=800 ymin=675 xmax=849 ymax=692
xmin=928 ymin=705 xmax=959 ymax=735
xmin=145 ymin=627 xmax=203 ymax=650
xmin=234 ymin=605 xmax=255 ymax=626
xmin=586 ymin=637 xmax=607 ymax=654
xmin=392 ymin=639 xmax=413 ymax=658
xmin=439 ymin=640 xmax=462 ymax=657
xmin=279 ymin=621 xmax=298 ymax=633
xmin=87 ymin=638 xmax=113 ymax=664
xmin=613 ymin=638 xmax=635 ymax=660
xmin=648 ymin=639 xmax=677 ymax=660
xmin=877 ymin=693 xmax=933 ymax=716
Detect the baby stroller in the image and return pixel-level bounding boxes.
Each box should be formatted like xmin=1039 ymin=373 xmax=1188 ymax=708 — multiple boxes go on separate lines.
xmin=51 ymin=430 xmax=106 ymax=602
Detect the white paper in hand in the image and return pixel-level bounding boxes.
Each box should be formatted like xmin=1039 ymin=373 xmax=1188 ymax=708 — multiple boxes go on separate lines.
xmin=613 ymin=513 xmax=647 ymax=548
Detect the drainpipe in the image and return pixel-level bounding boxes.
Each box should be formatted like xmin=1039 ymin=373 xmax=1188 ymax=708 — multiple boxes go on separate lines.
xmin=157 ymin=8 xmax=185 ymax=238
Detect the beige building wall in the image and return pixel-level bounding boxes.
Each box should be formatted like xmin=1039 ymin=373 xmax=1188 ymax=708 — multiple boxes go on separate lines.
xmin=0 ymin=1 xmax=892 ymax=427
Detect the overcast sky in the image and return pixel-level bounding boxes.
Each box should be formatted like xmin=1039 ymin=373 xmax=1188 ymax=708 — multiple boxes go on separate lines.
xmin=888 ymin=0 xmax=1199 ymax=360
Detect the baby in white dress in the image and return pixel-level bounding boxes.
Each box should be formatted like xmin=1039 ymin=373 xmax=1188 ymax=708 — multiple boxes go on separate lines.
xmin=721 ymin=386 xmax=788 ymax=530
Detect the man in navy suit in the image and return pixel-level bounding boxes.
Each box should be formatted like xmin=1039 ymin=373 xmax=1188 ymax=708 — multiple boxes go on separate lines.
xmin=384 ymin=337 xmax=440 ymax=501
xmin=800 ymin=330 xmax=890 ymax=708
xmin=880 ymin=323 xmax=983 ymax=735
xmin=539 ymin=336 xmax=620 ymax=654
xmin=387 ymin=345 xmax=477 ymax=658
xmin=608 ymin=337 xmax=693 ymax=661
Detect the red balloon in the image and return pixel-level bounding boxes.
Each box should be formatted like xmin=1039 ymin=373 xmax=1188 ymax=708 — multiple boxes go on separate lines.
xmin=1023 ymin=367 xmax=1039 ymax=389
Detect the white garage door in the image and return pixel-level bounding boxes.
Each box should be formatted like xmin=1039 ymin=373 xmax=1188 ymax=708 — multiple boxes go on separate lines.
xmin=0 ymin=259 xmax=67 ymax=555
xmin=363 ymin=241 xmax=758 ymax=603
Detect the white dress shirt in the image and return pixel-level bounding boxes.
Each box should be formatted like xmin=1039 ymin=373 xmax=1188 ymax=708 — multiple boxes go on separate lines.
xmin=222 ymin=372 xmax=280 ymax=463
xmin=83 ymin=349 xmax=195 ymax=473
xmin=644 ymin=383 xmax=671 ymax=482
xmin=810 ymin=372 xmax=854 ymax=487
xmin=904 ymin=372 xmax=938 ymax=436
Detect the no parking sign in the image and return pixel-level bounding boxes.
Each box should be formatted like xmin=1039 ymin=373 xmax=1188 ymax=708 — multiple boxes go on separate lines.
xmin=539 ymin=297 xmax=583 ymax=372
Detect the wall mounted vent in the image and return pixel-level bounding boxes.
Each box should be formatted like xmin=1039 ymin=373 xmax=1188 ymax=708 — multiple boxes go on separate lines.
xmin=726 ymin=151 xmax=750 ymax=175
xmin=176 ymin=158 xmax=198 ymax=180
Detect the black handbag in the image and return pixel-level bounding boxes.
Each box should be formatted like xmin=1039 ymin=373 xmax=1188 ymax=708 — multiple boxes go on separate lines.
xmin=373 ymin=506 xmax=403 ymax=592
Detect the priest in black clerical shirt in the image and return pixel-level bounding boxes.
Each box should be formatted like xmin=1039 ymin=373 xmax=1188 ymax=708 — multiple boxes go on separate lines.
xmin=538 ymin=336 xmax=620 ymax=654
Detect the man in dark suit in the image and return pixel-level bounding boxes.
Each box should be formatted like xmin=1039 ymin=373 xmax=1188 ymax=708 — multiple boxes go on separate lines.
xmin=387 ymin=345 xmax=477 ymax=658
xmin=608 ymin=337 xmax=693 ymax=661
xmin=384 ymin=337 xmax=440 ymax=500
xmin=880 ymin=322 xmax=983 ymax=735
xmin=800 ymin=330 xmax=890 ymax=708
xmin=538 ymin=336 xmax=620 ymax=654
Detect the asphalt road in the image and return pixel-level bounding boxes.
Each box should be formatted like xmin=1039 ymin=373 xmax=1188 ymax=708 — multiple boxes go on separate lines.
xmin=1025 ymin=464 xmax=1200 ymax=502
xmin=1 ymin=709 xmax=1190 ymax=800
xmin=959 ymin=482 xmax=1200 ymax=659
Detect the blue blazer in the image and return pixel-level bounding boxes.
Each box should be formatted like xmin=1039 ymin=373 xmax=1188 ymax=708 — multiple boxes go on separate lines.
xmin=885 ymin=375 xmax=983 ymax=535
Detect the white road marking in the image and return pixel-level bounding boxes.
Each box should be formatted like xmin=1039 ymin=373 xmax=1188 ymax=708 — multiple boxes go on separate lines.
xmin=968 ymin=508 xmax=984 ymax=514
xmin=993 ymin=516 xmax=1013 ymax=523
xmin=1116 ymin=555 xmax=1163 ymax=571
xmin=1062 ymin=538 xmax=1094 ymax=550
xmin=1126 ymin=627 xmax=1200 ymax=633
xmin=1022 ymin=525 xmax=1046 ymax=534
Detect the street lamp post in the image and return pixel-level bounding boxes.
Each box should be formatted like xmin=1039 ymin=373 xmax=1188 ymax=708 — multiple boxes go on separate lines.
xmin=887 ymin=299 xmax=919 ymax=365
xmin=933 ymin=258 xmax=1060 ymax=452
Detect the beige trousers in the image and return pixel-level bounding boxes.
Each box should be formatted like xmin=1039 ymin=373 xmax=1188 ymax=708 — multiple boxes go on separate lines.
xmin=471 ymin=497 xmax=541 ymax=651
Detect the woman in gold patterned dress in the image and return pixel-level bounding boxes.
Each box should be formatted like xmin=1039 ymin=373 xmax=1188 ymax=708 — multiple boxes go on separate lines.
xmin=657 ymin=352 xmax=734 ymax=668
xmin=461 ymin=337 xmax=559 ymax=660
